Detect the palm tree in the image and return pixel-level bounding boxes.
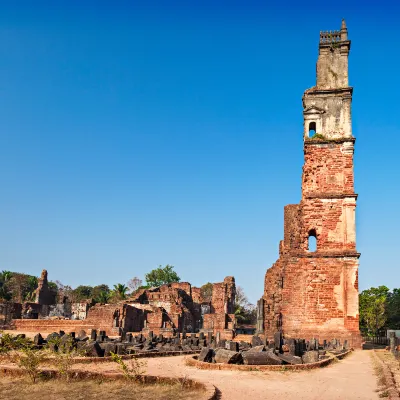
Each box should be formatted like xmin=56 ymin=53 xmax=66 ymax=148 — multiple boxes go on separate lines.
xmin=1 ymin=270 xmax=12 ymax=282
xmin=112 ymin=284 xmax=129 ymax=300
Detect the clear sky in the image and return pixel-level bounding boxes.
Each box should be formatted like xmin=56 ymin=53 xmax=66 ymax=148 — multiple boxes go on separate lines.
xmin=0 ymin=1 xmax=399 ymax=304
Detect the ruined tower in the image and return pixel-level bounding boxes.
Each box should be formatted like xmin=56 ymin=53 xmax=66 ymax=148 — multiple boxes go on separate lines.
xmin=261 ymin=21 xmax=361 ymax=346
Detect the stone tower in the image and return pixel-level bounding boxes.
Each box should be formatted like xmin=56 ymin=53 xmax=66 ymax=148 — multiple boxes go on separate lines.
xmin=260 ymin=21 xmax=361 ymax=346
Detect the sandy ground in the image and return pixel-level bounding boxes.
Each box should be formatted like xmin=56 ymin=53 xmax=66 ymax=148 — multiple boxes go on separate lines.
xmin=81 ymin=350 xmax=378 ymax=399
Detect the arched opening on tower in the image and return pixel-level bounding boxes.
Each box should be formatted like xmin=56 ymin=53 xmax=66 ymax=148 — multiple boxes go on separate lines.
xmin=308 ymin=229 xmax=317 ymax=252
xmin=309 ymin=122 xmax=316 ymax=137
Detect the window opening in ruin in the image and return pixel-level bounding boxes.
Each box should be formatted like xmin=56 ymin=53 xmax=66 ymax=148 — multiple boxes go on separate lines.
xmin=277 ymin=313 xmax=282 ymax=330
xmin=309 ymin=122 xmax=316 ymax=137
xmin=308 ymin=229 xmax=317 ymax=252
xmin=280 ymin=276 xmax=284 ymax=289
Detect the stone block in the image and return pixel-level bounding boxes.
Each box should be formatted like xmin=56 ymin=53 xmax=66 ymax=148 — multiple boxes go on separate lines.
xmin=198 ymin=347 xmax=214 ymax=363
xmin=214 ymin=349 xmax=243 ymax=364
xmin=302 ymin=350 xmax=319 ymax=364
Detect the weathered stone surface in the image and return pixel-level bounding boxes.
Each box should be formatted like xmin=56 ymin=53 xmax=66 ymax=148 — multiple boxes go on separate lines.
xmin=33 ymin=333 xmax=44 ymax=346
xmin=225 ymin=341 xmax=239 ymax=352
xmin=198 ymin=347 xmax=214 ymax=363
xmin=100 ymin=342 xmax=117 ymax=357
xmin=261 ymin=21 xmax=361 ymax=348
xmin=82 ymin=341 xmax=103 ymax=357
xmin=277 ymin=353 xmax=303 ymax=365
xmin=77 ymin=330 xmax=87 ymax=340
xmin=242 ymin=350 xmax=283 ymax=365
xmin=302 ymin=350 xmax=319 ymax=364
xmin=251 ymin=335 xmax=263 ymax=347
xmin=214 ymin=349 xmax=243 ymax=364
xmin=247 ymin=345 xmax=265 ymax=353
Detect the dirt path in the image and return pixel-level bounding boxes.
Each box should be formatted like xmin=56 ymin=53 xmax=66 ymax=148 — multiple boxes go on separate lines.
xmin=143 ymin=350 xmax=378 ymax=399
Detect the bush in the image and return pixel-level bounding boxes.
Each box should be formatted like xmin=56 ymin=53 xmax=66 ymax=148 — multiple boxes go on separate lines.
xmin=110 ymin=352 xmax=147 ymax=381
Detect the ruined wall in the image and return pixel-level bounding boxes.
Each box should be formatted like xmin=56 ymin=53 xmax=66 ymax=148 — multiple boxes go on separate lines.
xmin=85 ymin=303 xmax=145 ymax=335
xmin=0 ymin=302 xmax=22 ymax=326
xmin=263 ymin=21 xmax=360 ymax=347
xmin=210 ymin=276 xmax=236 ymax=315
xmin=35 ymin=270 xmax=57 ymax=305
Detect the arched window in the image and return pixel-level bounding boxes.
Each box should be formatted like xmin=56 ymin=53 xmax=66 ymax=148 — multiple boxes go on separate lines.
xmin=308 ymin=229 xmax=317 ymax=252
xmin=309 ymin=122 xmax=316 ymax=137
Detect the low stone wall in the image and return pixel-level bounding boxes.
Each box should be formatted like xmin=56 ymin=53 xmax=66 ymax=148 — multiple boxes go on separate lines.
xmin=185 ymin=349 xmax=352 ymax=371
xmin=13 ymin=319 xmax=97 ymax=334
xmin=0 ymin=365 xmax=216 ymax=400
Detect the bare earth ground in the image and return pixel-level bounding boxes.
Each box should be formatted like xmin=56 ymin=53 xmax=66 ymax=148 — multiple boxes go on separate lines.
xmin=0 ymin=376 xmax=201 ymax=400
xmin=79 ymin=350 xmax=378 ymax=399
xmin=0 ymin=333 xmax=380 ymax=400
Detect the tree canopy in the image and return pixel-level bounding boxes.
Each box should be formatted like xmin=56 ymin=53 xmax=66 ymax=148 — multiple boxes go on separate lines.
xmin=234 ymin=286 xmax=256 ymax=325
xmin=359 ymin=286 xmax=400 ymax=335
xmin=145 ymin=265 xmax=180 ymax=287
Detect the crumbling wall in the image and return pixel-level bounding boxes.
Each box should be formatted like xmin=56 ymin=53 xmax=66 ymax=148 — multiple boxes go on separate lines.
xmin=35 ymin=270 xmax=57 ymax=305
xmin=263 ymin=21 xmax=360 ymax=347
xmin=0 ymin=302 xmax=22 ymax=326
xmin=210 ymin=276 xmax=235 ymax=314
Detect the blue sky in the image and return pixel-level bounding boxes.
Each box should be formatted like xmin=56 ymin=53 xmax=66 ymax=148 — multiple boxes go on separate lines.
xmin=0 ymin=1 xmax=399 ymax=303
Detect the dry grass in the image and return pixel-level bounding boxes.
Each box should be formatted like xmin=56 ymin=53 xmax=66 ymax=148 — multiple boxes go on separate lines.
xmin=0 ymin=375 xmax=203 ymax=400
xmin=370 ymin=352 xmax=388 ymax=391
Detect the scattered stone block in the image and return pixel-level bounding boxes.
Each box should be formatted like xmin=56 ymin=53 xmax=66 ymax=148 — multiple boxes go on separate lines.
xmin=251 ymin=335 xmax=263 ymax=347
xmin=198 ymin=347 xmax=214 ymax=363
xmin=214 ymin=349 xmax=243 ymax=364
xmin=33 ymin=333 xmax=44 ymax=346
xmin=277 ymin=353 xmax=303 ymax=365
xmin=225 ymin=341 xmax=239 ymax=352
xmin=247 ymin=345 xmax=265 ymax=353
xmin=302 ymin=350 xmax=319 ymax=364
xmin=242 ymin=350 xmax=283 ymax=365
xmin=82 ymin=341 xmax=103 ymax=357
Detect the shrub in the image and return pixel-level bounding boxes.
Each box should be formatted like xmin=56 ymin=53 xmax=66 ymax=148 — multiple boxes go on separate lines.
xmin=110 ymin=352 xmax=147 ymax=381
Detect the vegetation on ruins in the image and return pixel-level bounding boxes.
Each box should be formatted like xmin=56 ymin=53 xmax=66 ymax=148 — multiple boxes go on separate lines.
xmin=112 ymin=283 xmax=129 ymax=300
xmin=145 ymin=264 xmax=181 ymax=287
xmin=200 ymin=282 xmax=213 ymax=302
xmin=234 ymin=286 xmax=257 ymax=324
xmin=359 ymin=286 xmax=400 ymax=335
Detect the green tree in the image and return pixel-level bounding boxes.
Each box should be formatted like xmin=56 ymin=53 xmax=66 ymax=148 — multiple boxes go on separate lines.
xmin=112 ymin=283 xmax=129 ymax=300
xmin=0 ymin=270 xmax=12 ymax=300
xmin=234 ymin=286 xmax=257 ymax=325
xmin=145 ymin=265 xmax=180 ymax=287
xmin=359 ymin=286 xmax=390 ymax=335
xmin=95 ymin=290 xmax=111 ymax=303
xmin=386 ymin=288 xmax=400 ymax=329
xmin=71 ymin=285 xmax=93 ymax=301
xmin=92 ymin=284 xmax=110 ymax=300
xmin=7 ymin=273 xmax=38 ymax=303
xmin=200 ymin=282 xmax=213 ymax=303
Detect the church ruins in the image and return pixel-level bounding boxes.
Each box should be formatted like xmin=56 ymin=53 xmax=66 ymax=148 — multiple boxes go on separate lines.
xmin=1 ymin=270 xmax=237 ymax=340
xmin=258 ymin=20 xmax=361 ymax=347
xmin=1 ymin=21 xmax=362 ymax=349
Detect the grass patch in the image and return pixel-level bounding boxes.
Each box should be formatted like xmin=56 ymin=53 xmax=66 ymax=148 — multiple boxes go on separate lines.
xmin=0 ymin=375 xmax=203 ymax=400
xmin=370 ymin=352 xmax=389 ymax=396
